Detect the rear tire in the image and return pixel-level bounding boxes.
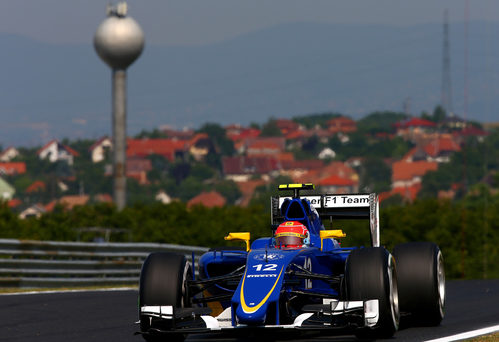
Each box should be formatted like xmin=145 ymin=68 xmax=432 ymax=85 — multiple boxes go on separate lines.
xmin=139 ymin=252 xmax=191 ymax=342
xmin=393 ymin=242 xmax=445 ymax=326
xmin=345 ymin=247 xmax=399 ymax=339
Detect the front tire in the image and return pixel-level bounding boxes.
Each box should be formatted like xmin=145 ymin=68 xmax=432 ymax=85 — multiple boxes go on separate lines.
xmin=393 ymin=242 xmax=445 ymax=326
xmin=139 ymin=252 xmax=191 ymax=342
xmin=345 ymin=247 xmax=400 ymax=339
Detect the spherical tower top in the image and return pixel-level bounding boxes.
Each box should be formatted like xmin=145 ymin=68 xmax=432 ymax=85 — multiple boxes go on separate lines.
xmin=94 ymin=2 xmax=145 ymax=70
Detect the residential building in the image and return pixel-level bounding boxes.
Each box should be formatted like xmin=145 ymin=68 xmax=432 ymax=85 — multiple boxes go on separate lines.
xmin=327 ymin=116 xmax=357 ymax=134
xmin=0 ymin=162 xmax=26 ymax=175
xmin=37 ymin=140 xmax=79 ymax=165
xmin=0 ymin=147 xmax=19 ymax=162
xmin=127 ymin=138 xmax=187 ymax=161
xmin=187 ymin=191 xmax=226 ymax=208
xmin=0 ymin=177 xmax=15 ymax=200
xmin=89 ymin=137 xmax=112 ymax=163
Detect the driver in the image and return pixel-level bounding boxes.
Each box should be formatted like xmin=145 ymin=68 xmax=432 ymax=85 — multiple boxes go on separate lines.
xmin=275 ymin=221 xmax=310 ymax=249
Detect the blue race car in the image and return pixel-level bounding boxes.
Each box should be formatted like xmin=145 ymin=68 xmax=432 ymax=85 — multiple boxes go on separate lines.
xmin=137 ymin=184 xmax=445 ymax=341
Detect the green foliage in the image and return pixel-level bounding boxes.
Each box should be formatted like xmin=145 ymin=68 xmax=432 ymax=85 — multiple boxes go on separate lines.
xmin=330 ymin=133 xmax=412 ymax=160
xmin=357 ymin=111 xmax=408 ymax=134
xmin=292 ymin=112 xmax=342 ymax=129
xmin=421 ymin=131 xmax=499 ymax=198
xmin=197 ymin=123 xmax=234 ymax=156
xmin=260 ymin=119 xmax=282 ymax=137
xmin=358 ymin=157 xmax=391 ymax=193
xmin=1 ymin=192 xmax=499 ymax=279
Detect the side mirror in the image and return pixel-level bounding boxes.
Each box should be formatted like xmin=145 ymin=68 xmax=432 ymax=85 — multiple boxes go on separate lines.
xmin=224 ymin=232 xmax=251 ymax=251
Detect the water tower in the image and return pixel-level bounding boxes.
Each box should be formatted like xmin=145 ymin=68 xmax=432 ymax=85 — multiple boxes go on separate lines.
xmin=94 ymin=2 xmax=144 ymax=210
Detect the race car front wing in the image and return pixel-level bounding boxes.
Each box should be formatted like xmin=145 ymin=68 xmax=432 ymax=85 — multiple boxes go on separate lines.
xmin=136 ymin=299 xmax=379 ymax=337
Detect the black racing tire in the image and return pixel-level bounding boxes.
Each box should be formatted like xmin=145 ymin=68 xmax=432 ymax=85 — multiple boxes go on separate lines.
xmin=393 ymin=242 xmax=445 ymax=326
xmin=139 ymin=252 xmax=191 ymax=342
xmin=345 ymin=247 xmax=400 ymax=339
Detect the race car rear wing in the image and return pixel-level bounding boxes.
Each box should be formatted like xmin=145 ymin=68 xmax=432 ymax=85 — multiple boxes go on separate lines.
xmin=271 ymin=193 xmax=380 ymax=247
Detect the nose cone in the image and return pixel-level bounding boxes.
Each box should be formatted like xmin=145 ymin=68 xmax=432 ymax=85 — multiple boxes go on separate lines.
xmin=236 ymin=302 xmax=268 ymax=325
xmin=94 ymin=16 xmax=144 ymax=69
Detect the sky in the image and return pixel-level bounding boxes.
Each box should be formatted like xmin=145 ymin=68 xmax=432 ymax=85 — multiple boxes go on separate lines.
xmin=1 ymin=1 xmax=499 ymax=46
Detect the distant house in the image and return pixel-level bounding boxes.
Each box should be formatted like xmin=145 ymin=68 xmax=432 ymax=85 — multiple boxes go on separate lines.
xmin=0 ymin=162 xmax=26 ymax=175
xmin=318 ymin=147 xmax=336 ymax=160
xmin=327 ymin=116 xmax=357 ymax=134
xmin=223 ymin=156 xmax=281 ymax=181
xmin=26 ymin=181 xmax=46 ymax=193
xmin=0 ymin=177 xmax=15 ymax=200
xmin=19 ymin=204 xmax=46 ymax=219
xmin=275 ymin=119 xmax=300 ymax=136
xmin=37 ymin=140 xmax=79 ymax=165
xmin=188 ymin=133 xmax=215 ymax=161
xmin=236 ymin=179 xmax=266 ymax=207
xmin=45 ymin=195 xmax=90 ymax=212
xmin=294 ymin=161 xmax=359 ymax=187
xmin=0 ymin=147 xmax=20 ymax=162
xmin=246 ymin=137 xmax=286 ymax=156
xmin=402 ymin=135 xmax=460 ymax=163
xmin=127 ymin=138 xmax=187 ymax=161
xmin=155 ymin=190 xmax=172 ymax=204
xmin=226 ymin=125 xmax=261 ymax=143
xmin=89 ymin=137 xmax=112 ymax=163
xmin=316 ymin=174 xmax=358 ymax=194
xmin=187 ymin=191 xmax=226 ymax=209
xmin=126 ymin=157 xmax=152 ymax=184
xmin=391 ymin=160 xmax=438 ymax=190
xmin=394 ymin=118 xmax=437 ymax=141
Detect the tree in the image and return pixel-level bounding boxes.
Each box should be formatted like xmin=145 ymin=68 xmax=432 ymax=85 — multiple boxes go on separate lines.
xmin=260 ymin=119 xmax=282 ymax=137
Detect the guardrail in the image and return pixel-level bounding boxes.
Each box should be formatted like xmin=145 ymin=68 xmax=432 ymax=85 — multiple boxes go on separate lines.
xmin=0 ymin=239 xmax=208 ymax=288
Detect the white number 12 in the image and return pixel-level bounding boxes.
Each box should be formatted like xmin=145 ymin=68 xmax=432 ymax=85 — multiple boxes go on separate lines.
xmin=252 ymin=264 xmax=278 ymax=272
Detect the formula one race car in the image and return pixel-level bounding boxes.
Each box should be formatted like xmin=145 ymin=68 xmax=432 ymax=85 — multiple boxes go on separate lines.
xmin=137 ymin=184 xmax=445 ymax=341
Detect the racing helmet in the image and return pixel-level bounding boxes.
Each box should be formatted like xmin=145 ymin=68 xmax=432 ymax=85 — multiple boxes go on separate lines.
xmin=275 ymin=221 xmax=309 ymax=249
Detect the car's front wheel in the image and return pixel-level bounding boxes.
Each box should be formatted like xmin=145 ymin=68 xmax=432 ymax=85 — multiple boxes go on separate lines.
xmin=345 ymin=247 xmax=400 ymax=339
xmin=139 ymin=252 xmax=191 ymax=342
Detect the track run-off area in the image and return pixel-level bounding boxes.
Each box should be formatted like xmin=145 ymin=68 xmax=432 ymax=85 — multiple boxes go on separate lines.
xmin=1 ymin=279 xmax=498 ymax=342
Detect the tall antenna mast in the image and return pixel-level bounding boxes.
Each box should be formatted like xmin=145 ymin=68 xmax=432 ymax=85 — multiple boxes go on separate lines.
xmin=441 ymin=9 xmax=453 ymax=116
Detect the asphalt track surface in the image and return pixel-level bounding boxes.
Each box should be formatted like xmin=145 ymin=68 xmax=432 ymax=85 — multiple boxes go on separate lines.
xmin=1 ymin=279 xmax=498 ymax=342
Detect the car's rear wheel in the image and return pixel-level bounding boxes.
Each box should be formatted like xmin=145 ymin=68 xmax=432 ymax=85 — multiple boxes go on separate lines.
xmin=393 ymin=242 xmax=445 ymax=326
xmin=345 ymin=247 xmax=399 ymax=339
xmin=139 ymin=252 xmax=191 ymax=342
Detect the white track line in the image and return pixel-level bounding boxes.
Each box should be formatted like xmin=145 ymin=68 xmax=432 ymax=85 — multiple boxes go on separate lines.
xmin=424 ymin=324 xmax=499 ymax=342
xmin=0 ymin=287 xmax=138 ymax=296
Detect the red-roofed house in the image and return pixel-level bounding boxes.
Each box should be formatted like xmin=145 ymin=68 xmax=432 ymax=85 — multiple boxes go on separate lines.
xmin=392 ymin=160 xmax=438 ymax=191
xmin=0 ymin=162 xmax=26 ymax=175
xmin=327 ymin=116 xmax=357 ymax=134
xmin=223 ymin=156 xmax=281 ymax=181
xmin=402 ymin=135 xmax=460 ymax=163
xmin=246 ymin=137 xmax=286 ymax=156
xmin=38 ymin=140 xmax=80 ymax=166
xmin=317 ymin=175 xmax=357 ymax=193
xmin=187 ymin=191 xmax=226 ymax=208
xmin=394 ymin=118 xmax=437 ymax=141
xmin=0 ymin=147 xmax=20 ymax=162
xmin=236 ymin=179 xmax=266 ymax=207
xmin=275 ymin=119 xmax=300 ymax=135
xmin=45 ymin=195 xmax=90 ymax=212
xmin=26 ymin=181 xmax=46 ymax=193
xmin=294 ymin=161 xmax=359 ymax=186
xmin=127 ymin=138 xmax=187 ymax=161
xmin=423 ymin=136 xmax=461 ymax=162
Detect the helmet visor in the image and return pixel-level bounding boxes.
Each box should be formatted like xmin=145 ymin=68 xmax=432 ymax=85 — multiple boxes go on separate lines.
xmin=276 ymin=234 xmax=304 ymax=248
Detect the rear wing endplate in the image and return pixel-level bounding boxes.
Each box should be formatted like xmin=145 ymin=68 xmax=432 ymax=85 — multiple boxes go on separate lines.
xmin=271 ymin=193 xmax=380 ymax=247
